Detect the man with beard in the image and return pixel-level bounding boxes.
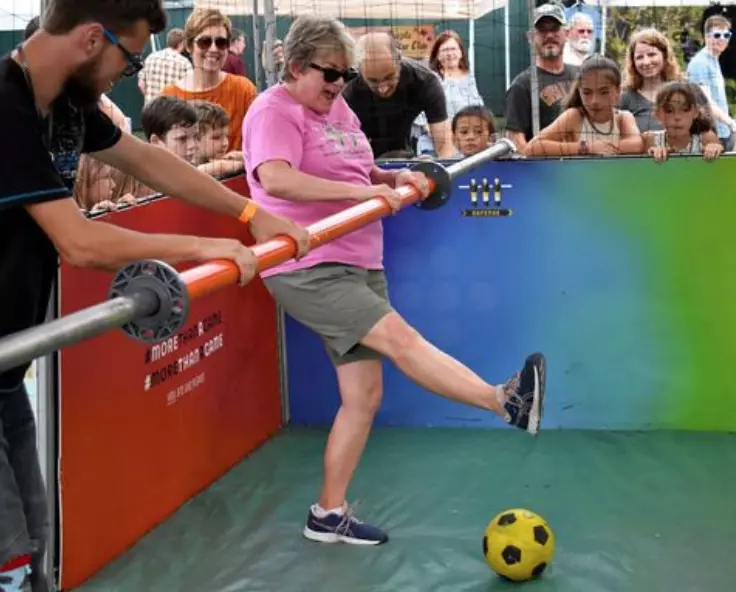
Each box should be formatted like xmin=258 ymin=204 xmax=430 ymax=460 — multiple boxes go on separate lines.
xmin=504 ymin=3 xmax=579 ymax=150
xmin=563 ymin=11 xmax=596 ymax=66
xmin=0 ymin=2 xmax=308 ymax=591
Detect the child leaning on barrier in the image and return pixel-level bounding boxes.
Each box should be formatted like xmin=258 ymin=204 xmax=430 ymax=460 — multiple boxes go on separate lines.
xmin=642 ymin=81 xmax=723 ymax=163
xmin=141 ymin=95 xmax=200 ymax=165
xmin=452 ymin=105 xmax=495 ymax=158
xmin=125 ymin=96 xmax=202 ymax=200
xmin=523 ymin=55 xmax=643 ymax=158
xmin=189 ymin=100 xmax=245 ymax=177
xmin=75 ymin=95 xmax=139 ymax=213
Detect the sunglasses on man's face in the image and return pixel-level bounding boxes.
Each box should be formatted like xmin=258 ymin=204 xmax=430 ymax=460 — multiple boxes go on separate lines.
xmin=310 ymin=63 xmax=357 ymax=83
xmin=195 ymin=36 xmax=230 ymax=51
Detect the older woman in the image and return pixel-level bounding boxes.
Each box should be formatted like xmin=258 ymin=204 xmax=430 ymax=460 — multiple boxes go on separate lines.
xmin=242 ymin=15 xmax=546 ymax=546
xmin=162 ymin=8 xmax=257 ymax=151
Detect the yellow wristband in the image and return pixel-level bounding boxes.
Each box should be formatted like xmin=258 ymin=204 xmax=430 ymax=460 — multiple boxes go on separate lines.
xmin=238 ymin=201 xmax=259 ymax=223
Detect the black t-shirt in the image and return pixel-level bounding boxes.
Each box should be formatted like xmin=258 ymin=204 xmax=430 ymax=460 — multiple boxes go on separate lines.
xmin=343 ymin=58 xmax=447 ymax=157
xmin=504 ymin=64 xmax=579 ymax=141
xmin=0 ymin=56 xmax=121 ymax=390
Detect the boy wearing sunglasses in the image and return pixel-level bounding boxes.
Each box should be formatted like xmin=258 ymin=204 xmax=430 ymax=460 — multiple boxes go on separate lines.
xmin=687 ymin=14 xmax=736 ymax=150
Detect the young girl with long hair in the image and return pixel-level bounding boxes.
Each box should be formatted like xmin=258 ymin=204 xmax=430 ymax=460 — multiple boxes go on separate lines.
xmin=524 ymin=56 xmax=643 ymax=157
xmin=643 ymin=81 xmax=723 ymax=162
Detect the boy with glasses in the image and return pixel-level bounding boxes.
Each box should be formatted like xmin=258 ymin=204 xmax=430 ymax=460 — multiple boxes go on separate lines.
xmin=687 ymin=14 xmax=736 ymax=150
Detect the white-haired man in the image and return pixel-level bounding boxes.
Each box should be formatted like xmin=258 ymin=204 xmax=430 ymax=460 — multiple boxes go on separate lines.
xmin=563 ymin=11 xmax=595 ymax=66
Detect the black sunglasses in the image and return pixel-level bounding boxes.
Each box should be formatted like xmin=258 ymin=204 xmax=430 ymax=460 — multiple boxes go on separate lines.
xmin=310 ymin=63 xmax=356 ymax=83
xmin=195 ymin=35 xmax=230 ymax=51
xmin=103 ymin=29 xmax=143 ymax=77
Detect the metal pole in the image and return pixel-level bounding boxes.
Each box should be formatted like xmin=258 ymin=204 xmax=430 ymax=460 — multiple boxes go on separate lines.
xmin=0 ymin=140 xmax=516 ymax=375
xmin=469 ymin=17 xmax=475 ymax=78
xmin=263 ymin=0 xmax=278 ymax=87
xmin=39 ymin=282 xmax=58 ymax=592
xmin=0 ymin=294 xmax=157 ymax=375
xmin=601 ymin=2 xmax=607 ymax=56
xmin=504 ymin=0 xmax=511 ymax=89
xmin=251 ymin=0 xmax=263 ymax=90
xmin=527 ymin=0 xmax=541 ymax=137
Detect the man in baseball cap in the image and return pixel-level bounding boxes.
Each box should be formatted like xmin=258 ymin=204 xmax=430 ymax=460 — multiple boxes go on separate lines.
xmin=533 ymin=2 xmax=567 ymax=27
xmin=504 ymin=2 xmax=578 ymax=149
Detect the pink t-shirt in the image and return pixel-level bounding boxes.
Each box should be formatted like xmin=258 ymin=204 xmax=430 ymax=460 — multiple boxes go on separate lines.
xmin=242 ymin=84 xmax=382 ymax=278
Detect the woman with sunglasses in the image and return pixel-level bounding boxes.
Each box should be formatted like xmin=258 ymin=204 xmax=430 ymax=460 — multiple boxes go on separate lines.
xmin=242 ymin=15 xmax=546 ymax=548
xmin=162 ymin=8 xmax=257 ymax=153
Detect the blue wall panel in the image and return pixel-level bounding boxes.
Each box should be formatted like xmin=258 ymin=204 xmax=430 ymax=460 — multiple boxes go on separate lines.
xmin=283 ymin=156 xmax=736 ymax=432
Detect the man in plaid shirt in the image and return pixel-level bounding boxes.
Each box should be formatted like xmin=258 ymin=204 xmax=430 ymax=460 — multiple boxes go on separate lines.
xmin=138 ymin=28 xmax=192 ymax=104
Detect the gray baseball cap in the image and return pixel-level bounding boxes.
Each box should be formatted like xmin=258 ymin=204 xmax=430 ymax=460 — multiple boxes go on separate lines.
xmin=534 ymin=3 xmax=567 ymax=27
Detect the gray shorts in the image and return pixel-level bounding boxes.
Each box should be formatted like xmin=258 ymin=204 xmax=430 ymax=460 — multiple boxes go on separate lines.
xmin=263 ymin=264 xmax=393 ymax=366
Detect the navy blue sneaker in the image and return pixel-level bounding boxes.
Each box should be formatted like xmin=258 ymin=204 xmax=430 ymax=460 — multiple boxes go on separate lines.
xmin=500 ymin=353 xmax=546 ymax=435
xmin=303 ymin=504 xmax=388 ymax=546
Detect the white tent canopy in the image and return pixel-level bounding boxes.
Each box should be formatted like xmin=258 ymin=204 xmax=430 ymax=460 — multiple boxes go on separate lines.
xmin=0 ymin=0 xmax=40 ymax=31
xmin=194 ymin=0 xmax=506 ymax=19
xmin=601 ymin=0 xmax=724 ymax=6
xmin=193 ymin=0 xmax=729 ymax=19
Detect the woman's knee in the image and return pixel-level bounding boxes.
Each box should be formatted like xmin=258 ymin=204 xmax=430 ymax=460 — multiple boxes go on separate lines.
xmin=363 ymin=312 xmax=421 ymax=362
xmin=337 ymin=360 xmax=383 ymax=417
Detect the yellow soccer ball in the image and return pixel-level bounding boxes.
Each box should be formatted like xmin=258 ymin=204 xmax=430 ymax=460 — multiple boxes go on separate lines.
xmin=482 ymin=508 xmax=555 ymax=582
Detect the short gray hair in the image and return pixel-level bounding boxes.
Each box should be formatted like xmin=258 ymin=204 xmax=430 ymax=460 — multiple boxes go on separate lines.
xmin=282 ymin=16 xmax=355 ymax=81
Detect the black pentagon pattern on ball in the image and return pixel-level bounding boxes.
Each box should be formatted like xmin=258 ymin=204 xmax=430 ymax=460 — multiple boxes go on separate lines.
xmin=501 ymin=545 xmax=522 ymax=565
xmin=534 ymin=524 xmax=549 ymax=545
xmin=497 ymin=512 xmax=517 ymax=526
xmin=532 ymin=562 xmax=548 ymax=577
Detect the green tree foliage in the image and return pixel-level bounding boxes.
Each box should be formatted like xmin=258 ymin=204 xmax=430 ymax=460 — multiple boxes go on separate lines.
xmin=604 ymin=7 xmax=704 ymax=68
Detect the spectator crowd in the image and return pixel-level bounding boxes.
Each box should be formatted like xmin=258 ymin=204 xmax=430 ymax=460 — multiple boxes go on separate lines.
xmin=24 ymin=1 xmax=735 ymax=214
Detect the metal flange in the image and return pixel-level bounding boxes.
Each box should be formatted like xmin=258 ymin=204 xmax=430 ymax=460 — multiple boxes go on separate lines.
xmin=410 ymin=160 xmax=453 ymax=211
xmin=108 ymin=260 xmax=190 ymax=343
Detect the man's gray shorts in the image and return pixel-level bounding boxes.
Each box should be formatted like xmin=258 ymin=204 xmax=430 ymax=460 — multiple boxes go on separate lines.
xmin=263 ymin=263 xmax=393 ymax=366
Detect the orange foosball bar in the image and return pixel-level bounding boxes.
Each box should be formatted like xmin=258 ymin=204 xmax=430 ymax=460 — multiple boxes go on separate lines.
xmin=0 ymin=140 xmax=515 ymax=374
